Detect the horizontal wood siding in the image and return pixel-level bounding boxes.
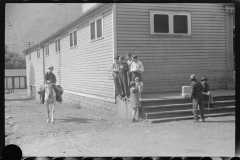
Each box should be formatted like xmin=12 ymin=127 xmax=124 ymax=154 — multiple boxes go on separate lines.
xmin=60 ymin=7 xmax=114 ymax=98
xmin=45 ymin=43 xmax=60 ymax=86
xmin=26 ymin=55 xmax=30 ymax=85
xmin=116 ymin=3 xmax=228 ymax=93
xmin=26 ymin=50 xmax=43 ymax=86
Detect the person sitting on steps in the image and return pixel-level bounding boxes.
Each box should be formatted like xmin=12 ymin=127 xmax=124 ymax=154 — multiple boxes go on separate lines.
xmin=40 ymin=66 xmax=62 ymax=104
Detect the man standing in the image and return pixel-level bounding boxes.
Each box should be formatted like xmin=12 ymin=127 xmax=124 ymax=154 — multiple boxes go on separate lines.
xmin=119 ymin=56 xmax=130 ymax=98
xmin=201 ymin=77 xmax=215 ymax=108
xmin=131 ymin=55 xmax=144 ymax=81
xmin=41 ymin=66 xmax=62 ymax=104
xmin=190 ymin=74 xmax=205 ymax=122
xmin=126 ymin=53 xmax=133 ymax=87
xmin=111 ymin=56 xmax=122 ymax=97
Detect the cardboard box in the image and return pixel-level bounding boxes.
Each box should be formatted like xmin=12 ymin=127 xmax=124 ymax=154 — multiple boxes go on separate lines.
xmin=181 ymin=86 xmax=191 ymax=98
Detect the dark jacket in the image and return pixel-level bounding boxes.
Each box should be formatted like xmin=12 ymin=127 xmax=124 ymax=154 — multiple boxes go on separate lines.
xmin=119 ymin=62 xmax=129 ymax=74
xmin=45 ymin=72 xmax=56 ymax=84
xmin=202 ymin=82 xmax=210 ymax=93
xmin=202 ymin=82 xmax=210 ymax=99
xmin=190 ymin=80 xmax=204 ymax=100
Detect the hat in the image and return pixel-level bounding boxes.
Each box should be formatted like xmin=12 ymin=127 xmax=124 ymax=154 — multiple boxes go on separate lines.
xmin=129 ymin=81 xmax=135 ymax=87
xmin=133 ymin=55 xmax=137 ymax=59
xmin=48 ymin=66 xmax=54 ymax=69
xmin=119 ymin=56 xmax=124 ymax=60
xmin=201 ymin=77 xmax=208 ymax=81
xmin=190 ymin=74 xmax=197 ymax=80
xmin=126 ymin=53 xmax=131 ymax=57
xmin=114 ymin=56 xmax=119 ymax=60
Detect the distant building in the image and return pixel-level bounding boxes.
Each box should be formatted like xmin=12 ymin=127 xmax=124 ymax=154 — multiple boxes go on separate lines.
xmin=5 ymin=69 xmax=27 ymax=89
xmin=23 ymin=3 xmax=235 ymax=114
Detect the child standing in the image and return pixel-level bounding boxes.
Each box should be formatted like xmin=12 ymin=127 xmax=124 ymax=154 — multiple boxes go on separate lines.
xmin=129 ymin=81 xmax=142 ymax=122
xmin=135 ymin=77 xmax=143 ymax=100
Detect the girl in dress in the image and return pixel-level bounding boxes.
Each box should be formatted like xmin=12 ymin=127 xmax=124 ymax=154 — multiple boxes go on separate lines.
xmin=129 ymin=81 xmax=141 ymax=122
xmin=135 ymin=77 xmax=143 ymax=100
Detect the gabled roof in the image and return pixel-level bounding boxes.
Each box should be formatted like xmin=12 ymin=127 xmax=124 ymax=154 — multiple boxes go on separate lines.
xmin=23 ymin=3 xmax=108 ymax=55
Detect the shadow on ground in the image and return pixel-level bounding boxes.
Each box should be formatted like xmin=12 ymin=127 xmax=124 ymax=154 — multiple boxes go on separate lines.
xmin=5 ymin=98 xmax=31 ymax=101
xmin=56 ymin=117 xmax=94 ymax=124
xmin=204 ymin=120 xmax=235 ymax=123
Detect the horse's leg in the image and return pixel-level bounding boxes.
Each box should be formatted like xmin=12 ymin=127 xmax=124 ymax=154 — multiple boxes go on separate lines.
xmin=51 ymin=103 xmax=55 ymax=123
xmin=46 ymin=102 xmax=50 ymax=123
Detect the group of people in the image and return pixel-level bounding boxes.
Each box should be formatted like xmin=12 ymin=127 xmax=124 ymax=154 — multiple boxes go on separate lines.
xmin=111 ymin=53 xmax=144 ymax=122
xmin=190 ymin=74 xmax=215 ymax=122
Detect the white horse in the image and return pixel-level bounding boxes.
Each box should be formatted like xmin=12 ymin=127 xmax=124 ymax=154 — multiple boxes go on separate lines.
xmin=45 ymin=81 xmax=56 ymax=123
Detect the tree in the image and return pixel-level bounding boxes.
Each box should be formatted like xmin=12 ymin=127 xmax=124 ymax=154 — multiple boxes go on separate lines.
xmin=5 ymin=48 xmax=26 ymax=69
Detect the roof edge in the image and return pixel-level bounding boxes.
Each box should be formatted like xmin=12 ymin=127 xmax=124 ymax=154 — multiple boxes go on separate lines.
xmin=23 ymin=3 xmax=108 ymax=55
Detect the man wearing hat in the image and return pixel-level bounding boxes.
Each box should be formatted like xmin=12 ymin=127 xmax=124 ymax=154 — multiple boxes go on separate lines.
xmin=40 ymin=66 xmax=62 ymax=104
xmin=190 ymin=74 xmax=205 ymax=122
xmin=201 ymin=77 xmax=215 ymax=108
xmin=111 ymin=56 xmax=122 ymax=97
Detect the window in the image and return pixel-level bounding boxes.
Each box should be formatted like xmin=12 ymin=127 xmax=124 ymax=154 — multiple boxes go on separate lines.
xmin=70 ymin=30 xmax=77 ymax=48
xmin=55 ymin=39 xmax=60 ymax=52
xmin=150 ymin=11 xmax=191 ymax=35
xmin=44 ymin=45 xmax=49 ymax=56
xmin=29 ymin=53 xmax=31 ymax=60
xmin=37 ymin=49 xmax=40 ymax=58
xmin=90 ymin=17 xmax=103 ymax=41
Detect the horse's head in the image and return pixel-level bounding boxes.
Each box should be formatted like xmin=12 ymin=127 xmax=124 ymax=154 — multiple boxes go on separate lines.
xmin=45 ymin=80 xmax=53 ymax=99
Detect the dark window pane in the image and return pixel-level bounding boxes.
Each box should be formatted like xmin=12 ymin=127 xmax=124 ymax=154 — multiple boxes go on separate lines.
xmin=154 ymin=14 xmax=169 ymax=33
xmin=97 ymin=19 xmax=102 ymax=38
xmin=173 ymin=15 xmax=188 ymax=33
xmin=74 ymin=31 xmax=77 ymax=46
xmin=70 ymin=33 xmax=73 ymax=47
xmin=55 ymin=41 xmax=57 ymax=52
xmin=58 ymin=39 xmax=60 ymax=51
xmin=47 ymin=46 xmax=49 ymax=55
xmin=91 ymin=22 xmax=95 ymax=40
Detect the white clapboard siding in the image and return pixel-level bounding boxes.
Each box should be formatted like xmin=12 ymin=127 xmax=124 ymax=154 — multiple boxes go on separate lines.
xmin=116 ymin=3 xmax=228 ymax=93
xmin=44 ymin=42 xmax=60 ymax=86
xmin=26 ymin=54 xmax=30 ymax=85
xmin=60 ymin=8 xmax=114 ymax=98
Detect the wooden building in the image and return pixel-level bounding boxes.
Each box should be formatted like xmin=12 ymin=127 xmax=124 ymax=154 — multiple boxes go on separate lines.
xmin=23 ymin=3 xmax=235 ymax=114
xmin=5 ymin=69 xmax=27 ymax=89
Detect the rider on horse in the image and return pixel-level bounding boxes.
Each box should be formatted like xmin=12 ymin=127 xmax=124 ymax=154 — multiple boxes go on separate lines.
xmin=40 ymin=66 xmax=62 ymax=104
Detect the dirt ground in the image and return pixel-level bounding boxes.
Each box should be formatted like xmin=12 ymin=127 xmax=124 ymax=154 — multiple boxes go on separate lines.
xmin=5 ymin=89 xmax=235 ymax=157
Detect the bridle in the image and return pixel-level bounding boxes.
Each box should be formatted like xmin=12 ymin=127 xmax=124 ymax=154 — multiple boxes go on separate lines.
xmin=45 ymin=80 xmax=53 ymax=98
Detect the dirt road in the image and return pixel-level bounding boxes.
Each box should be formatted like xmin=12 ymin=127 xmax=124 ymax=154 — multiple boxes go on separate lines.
xmin=5 ymin=90 xmax=235 ymax=157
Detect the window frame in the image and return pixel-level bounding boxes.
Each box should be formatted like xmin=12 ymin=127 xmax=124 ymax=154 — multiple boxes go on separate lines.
xmin=44 ymin=45 xmax=49 ymax=56
xmin=150 ymin=11 xmax=191 ymax=36
xmin=89 ymin=16 xmax=104 ymax=42
xmin=55 ymin=38 xmax=61 ymax=53
xmin=29 ymin=53 xmax=31 ymax=61
xmin=69 ymin=29 xmax=78 ymax=48
xmin=37 ymin=49 xmax=40 ymax=59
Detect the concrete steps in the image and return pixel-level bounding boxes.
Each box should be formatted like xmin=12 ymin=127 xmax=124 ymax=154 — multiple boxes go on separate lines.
xmin=147 ymin=112 xmax=235 ymax=123
xmin=142 ymin=95 xmax=235 ymax=123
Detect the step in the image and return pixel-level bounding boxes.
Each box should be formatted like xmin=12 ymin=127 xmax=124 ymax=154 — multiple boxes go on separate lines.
xmin=141 ymin=95 xmax=235 ymax=107
xmin=142 ymin=100 xmax=235 ymax=113
xmin=145 ymin=106 xmax=235 ymax=120
xmin=213 ymin=95 xmax=235 ymax=101
xmin=147 ymin=112 xmax=235 ymax=123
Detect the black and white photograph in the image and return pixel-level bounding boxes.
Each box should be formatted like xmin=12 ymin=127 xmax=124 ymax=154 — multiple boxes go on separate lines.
xmin=5 ymin=3 xmax=236 ymax=158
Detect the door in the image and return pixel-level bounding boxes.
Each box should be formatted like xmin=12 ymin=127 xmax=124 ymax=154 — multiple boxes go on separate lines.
xmin=20 ymin=77 xmax=25 ymax=88
xmin=14 ymin=77 xmax=20 ymax=89
xmin=225 ymin=6 xmax=235 ymax=84
xmin=7 ymin=77 xmax=13 ymax=89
